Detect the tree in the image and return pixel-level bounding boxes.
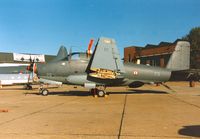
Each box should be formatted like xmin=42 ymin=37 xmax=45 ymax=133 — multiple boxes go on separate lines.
xmin=182 ymin=27 xmax=200 ymax=50
xmin=183 ymin=27 xmax=200 ymax=69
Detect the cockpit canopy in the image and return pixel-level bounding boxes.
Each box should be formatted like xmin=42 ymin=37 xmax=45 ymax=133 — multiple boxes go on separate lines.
xmin=70 ymin=52 xmax=91 ymax=61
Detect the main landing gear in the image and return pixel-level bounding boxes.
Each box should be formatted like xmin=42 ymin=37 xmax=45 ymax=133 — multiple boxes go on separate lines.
xmin=90 ymin=88 xmax=108 ymax=98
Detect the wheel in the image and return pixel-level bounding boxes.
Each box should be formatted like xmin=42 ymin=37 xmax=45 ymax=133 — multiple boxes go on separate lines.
xmin=189 ymin=81 xmax=195 ymax=87
xmin=41 ymin=89 xmax=49 ymax=96
xmin=97 ymin=90 xmax=105 ymax=97
xmin=27 ymin=85 xmax=32 ymax=90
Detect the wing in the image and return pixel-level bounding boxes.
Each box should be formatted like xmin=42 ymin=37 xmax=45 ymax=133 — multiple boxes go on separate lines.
xmin=86 ymin=37 xmax=124 ymax=79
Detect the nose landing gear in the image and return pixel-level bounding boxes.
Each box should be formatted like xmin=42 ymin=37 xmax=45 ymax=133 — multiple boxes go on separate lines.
xmin=40 ymin=88 xmax=49 ymax=96
xmin=38 ymin=84 xmax=49 ymax=96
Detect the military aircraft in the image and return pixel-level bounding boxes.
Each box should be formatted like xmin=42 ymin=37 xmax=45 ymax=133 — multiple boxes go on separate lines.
xmin=32 ymin=37 xmax=190 ymax=97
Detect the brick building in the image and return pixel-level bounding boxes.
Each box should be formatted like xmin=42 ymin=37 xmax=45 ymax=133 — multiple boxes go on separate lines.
xmin=124 ymin=39 xmax=199 ymax=68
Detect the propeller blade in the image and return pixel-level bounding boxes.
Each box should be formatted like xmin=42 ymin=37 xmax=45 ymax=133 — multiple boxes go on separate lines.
xmin=33 ymin=63 xmax=37 ymax=73
xmin=87 ymin=39 xmax=94 ymax=57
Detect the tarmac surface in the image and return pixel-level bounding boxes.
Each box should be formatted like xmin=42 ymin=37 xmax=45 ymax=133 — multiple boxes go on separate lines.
xmin=0 ymin=82 xmax=200 ymax=139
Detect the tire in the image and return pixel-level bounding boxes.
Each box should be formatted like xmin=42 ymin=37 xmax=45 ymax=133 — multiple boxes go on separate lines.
xmin=97 ymin=90 xmax=105 ymax=97
xmin=41 ymin=89 xmax=49 ymax=96
xmin=189 ymin=81 xmax=195 ymax=87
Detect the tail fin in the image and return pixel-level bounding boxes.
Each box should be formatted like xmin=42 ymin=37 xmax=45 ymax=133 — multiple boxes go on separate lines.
xmin=166 ymin=41 xmax=190 ymax=71
xmin=52 ymin=46 xmax=68 ymax=62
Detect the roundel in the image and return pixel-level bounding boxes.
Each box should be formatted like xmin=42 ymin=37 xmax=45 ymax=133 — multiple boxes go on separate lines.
xmin=133 ymin=71 xmax=138 ymax=75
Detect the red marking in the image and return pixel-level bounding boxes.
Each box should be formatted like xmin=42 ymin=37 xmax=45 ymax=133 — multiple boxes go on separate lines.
xmin=33 ymin=63 xmax=37 ymax=73
xmin=0 ymin=109 xmax=8 ymax=112
xmin=87 ymin=39 xmax=94 ymax=56
xmin=27 ymin=65 xmax=31 ymax=71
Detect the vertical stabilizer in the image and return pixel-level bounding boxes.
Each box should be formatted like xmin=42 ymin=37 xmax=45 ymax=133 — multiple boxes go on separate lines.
xmin=52 ymin=46 xmax=68 ymax=62
xmin=166 ymin=41 xmax=190 ymax=71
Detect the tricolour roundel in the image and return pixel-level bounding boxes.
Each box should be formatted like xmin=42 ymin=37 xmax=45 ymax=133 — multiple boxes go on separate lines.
xmin=133 ymin=71 xmax=138 ymax=75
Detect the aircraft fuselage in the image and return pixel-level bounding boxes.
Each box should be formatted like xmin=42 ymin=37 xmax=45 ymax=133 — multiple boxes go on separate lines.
xmin=36 ymin=59 xmax=171 ymax=87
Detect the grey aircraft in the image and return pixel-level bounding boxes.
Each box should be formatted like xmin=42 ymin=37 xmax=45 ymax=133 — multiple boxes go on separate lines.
xmin=33 ymin=37 xmax=190 ymax=97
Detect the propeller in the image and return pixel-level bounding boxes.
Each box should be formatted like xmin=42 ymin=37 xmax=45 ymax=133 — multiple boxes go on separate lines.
xmin=26 ymin=57 xmax=38 ymax=83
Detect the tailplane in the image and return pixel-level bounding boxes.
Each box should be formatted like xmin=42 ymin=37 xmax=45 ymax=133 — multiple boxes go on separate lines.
xmin=166 ymin=41 xmax=190 ymax=71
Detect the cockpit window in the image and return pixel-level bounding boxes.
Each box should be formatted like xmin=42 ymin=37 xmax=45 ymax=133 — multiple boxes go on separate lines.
xmin=70 ymin=53 xmax=80 ymax=60
xmin=70 ymin=52 xmax=88 ymax=60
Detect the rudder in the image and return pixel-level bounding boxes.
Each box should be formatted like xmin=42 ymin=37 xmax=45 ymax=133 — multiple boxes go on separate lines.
xmin=166 ymin=41 xmax=190 ymax=71
xmin=52 ymin=46 xmax=68 ymax=62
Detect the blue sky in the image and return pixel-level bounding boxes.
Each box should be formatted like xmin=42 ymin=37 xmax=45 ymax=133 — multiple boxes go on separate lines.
xmin=0 ymin=0 xmax=200 ymax=56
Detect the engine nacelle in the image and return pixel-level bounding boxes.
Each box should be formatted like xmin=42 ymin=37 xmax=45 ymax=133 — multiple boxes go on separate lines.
xmin=128 ymin=81 xmax=144 ymax=88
